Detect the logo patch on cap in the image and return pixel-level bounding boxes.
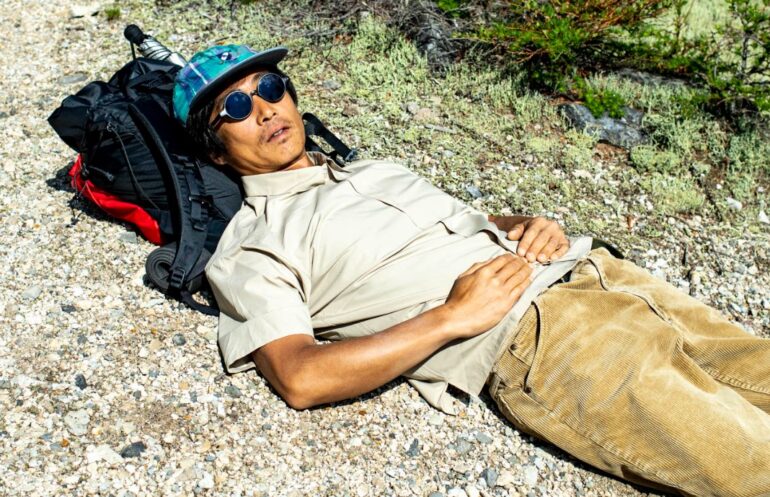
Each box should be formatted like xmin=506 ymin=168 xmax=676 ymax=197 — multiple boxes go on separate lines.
xmin=219 ymin=51 xmax=234 ymax=61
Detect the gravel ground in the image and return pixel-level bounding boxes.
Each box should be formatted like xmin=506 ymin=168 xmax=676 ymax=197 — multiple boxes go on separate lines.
xmin=1 ymin=1 xmax=767 ymax=497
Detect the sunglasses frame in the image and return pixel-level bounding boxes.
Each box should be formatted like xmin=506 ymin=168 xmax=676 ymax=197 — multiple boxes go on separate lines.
xmin=210 ymin=72 xmax=290 ymax=128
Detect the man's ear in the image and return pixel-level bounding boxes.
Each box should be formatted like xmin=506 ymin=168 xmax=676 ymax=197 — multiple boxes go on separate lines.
xmin=209 ymin=152 xmax=227 ymax=166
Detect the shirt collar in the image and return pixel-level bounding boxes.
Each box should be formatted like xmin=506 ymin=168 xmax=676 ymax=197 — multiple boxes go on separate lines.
xmin=241 ymin=152 xmax=347 ymax=197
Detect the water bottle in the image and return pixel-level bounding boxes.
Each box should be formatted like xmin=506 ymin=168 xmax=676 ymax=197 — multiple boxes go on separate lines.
xmin=124 ymin=24 xmax=187 ymax=67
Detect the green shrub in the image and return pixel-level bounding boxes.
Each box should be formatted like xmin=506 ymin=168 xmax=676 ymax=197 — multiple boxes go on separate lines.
xmin=642 ymin=173 xmax=705 ymax=214
xmin=104 ymin=5 xmax=121 ymax=21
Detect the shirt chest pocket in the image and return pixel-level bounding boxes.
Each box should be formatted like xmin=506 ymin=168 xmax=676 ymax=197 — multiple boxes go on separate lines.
xmin=345 ymin=163 xmax=467 ymax=229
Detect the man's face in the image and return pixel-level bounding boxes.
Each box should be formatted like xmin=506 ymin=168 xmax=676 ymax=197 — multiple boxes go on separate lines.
xmin=209 ymin=69 xmax=311 ymax=175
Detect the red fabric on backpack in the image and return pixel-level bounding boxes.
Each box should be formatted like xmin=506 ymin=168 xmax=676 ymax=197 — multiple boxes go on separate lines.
xmin=68 ymin=154 xmax=164 ymax=245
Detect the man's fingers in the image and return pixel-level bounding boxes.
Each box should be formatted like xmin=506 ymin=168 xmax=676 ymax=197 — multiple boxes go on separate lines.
xmin=552 ymin=242 xmax=570 ymax=259
xmin=503 ymin=262 xmax=532 ymax=289
xmin=527 ymin=233 xmax=552 ymax=263
xmin=507 ymin=223 xmax=525 ymax=241
xmin=459 ymin=260 xmax=486 ymax=277
xmin=516 ymin=224 xmax=544 ymax=259
xmin=538 ymin=238 xmax=562 ymax=262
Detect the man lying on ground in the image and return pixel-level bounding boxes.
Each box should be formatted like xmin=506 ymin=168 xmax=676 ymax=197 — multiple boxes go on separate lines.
xmin=172 ymin=43 xmax=770 ymax=497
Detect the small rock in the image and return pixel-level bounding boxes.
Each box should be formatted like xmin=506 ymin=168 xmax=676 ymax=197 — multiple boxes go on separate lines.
xmin=172 ymin=334 xmax=186 ymax=346
xmin=205 ymin=453 xmax=216 ymax=462
xmin=406 ymin=102 xmax=420 ymax=115
xmin=442 ymin=149 xmax=455 ymax=158
xmin=413 ymin=108 xmax=437 ymax=122
xmin=86 ymin=444 xmax=123 ymax=465
xmin=523 ymin=465 xmax=538 ymax=486
xmin=21 ymin=286 xmax=42 ymax=302
xmin=74 ymin=374 xmax=87 ymax=390
xmin=70 ymin=4 xmax=101 ymax=18
xmin=198 ymin=472 xmax=215 ymax=490
xmin=406 ymin=438 xmax=420 ymax=457
xmin=119 ymin=231 xmax=138 ymax=244
xmin=465 ymin=185 xmax=483 ymax=199
xmin=453 ymin=436 xmax=472 ymax=455
xmin=726 ymin=197 xmax=743 ymax=210
xmin=64 ymin=409 xmax=90 ymax=436
xmin=465 ymin=486 xmax=480 ymax=497
xmin=58 ymin=72 xmax=90 ymax=85
xmin=758 ymin=210 xmax=769 ymax=224
xmin=148 ymin=339 xmax=163 ymax=352
xmin=225 ymin=384 xmax=242 ymax=398
xmin=77 ymin=334 xmax=87 ymax=345
xmin=321 ymin=80 xmax=341 ymax=90
xmin=474 ymin=432 xmax=493 ymax=444
xmin=480 ymin=468 xmax=498 ymax=487
xmin=428 ymin=413 xmax=443 ymax=426
xmin=428 ymin=493 xmax=444 ymax=497
xmin=342 ymin=104 xmax=360 ymax=117
xmin=120 ymin=441 xmax=146 ymax=458
xmin=447 ymin=488 xmax=467 ymax=497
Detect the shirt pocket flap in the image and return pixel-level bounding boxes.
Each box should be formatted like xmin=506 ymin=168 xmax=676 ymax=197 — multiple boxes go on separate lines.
xmin=346 ymin=163 xmax=464 ymax=228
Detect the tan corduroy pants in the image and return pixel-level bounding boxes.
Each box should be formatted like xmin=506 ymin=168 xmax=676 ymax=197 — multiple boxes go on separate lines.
xmin=488 ymin=248 xmax=770 ymax=497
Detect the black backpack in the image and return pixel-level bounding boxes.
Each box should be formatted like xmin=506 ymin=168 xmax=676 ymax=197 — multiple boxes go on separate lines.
xmin=48 ymin=37 xmax=356 ymax=315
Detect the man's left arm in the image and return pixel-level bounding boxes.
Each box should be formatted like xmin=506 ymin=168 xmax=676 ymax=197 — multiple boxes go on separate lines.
xmin=487 ymin=214 xmax=570 ymax=263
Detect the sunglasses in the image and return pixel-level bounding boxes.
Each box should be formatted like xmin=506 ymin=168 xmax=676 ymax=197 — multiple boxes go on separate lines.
xmin=210 ymin=72 xmax=290 ymax=128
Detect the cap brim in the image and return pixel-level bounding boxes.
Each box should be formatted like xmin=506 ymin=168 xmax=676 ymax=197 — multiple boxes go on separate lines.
xmin=188 ymin=46 xmax=289 ymax=118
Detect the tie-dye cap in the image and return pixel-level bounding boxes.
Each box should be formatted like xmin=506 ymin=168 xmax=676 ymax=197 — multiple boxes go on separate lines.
xmin=172 ymin=44 xmax=288 ymax=126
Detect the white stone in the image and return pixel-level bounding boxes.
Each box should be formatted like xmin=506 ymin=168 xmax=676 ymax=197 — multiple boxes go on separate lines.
xmin=70 ymin=4 xmax=101 ymax=17
xmin=523 ymin=465 xmax=539 ymax=486
xmin=447 ymin=488 xmax=468 ymax=497
xmin=759 ymin=210 xmax=769 ymax=224
xmin=85 ymin=444 xmax=123 ymax=465
xmin=198 ymin=472 xmax=215 ymax=489
xmin=726 ymin=197 xmax=743 ymax=210
xmin=64 ymin=409 xmax=90 ymax=436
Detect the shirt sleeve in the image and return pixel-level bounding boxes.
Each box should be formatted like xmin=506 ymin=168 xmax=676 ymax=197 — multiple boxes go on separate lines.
xmin=206 ymin=246 xmax=313 ymax=373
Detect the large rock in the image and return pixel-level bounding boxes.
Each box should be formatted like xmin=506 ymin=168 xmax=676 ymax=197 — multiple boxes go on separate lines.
xmin=561 ymin=103 xmax=646 ymax=150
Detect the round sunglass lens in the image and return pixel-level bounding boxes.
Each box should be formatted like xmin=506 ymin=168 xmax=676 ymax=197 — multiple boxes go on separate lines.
xmin=258 ymin=74 xmax=286 ymax=103
xmin=224 ymin=91 xmax=252 ymax=120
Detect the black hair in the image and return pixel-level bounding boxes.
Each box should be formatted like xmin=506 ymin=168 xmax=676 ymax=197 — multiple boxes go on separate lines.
xmin=186 ymin=65 xmax=298 ymax=162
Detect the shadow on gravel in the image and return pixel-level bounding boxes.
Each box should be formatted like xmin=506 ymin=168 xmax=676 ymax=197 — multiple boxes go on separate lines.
xmin=474 ymin=389 xmax=672 ymax=496
xmin=46 ymin=161 xmax=133 ymax=231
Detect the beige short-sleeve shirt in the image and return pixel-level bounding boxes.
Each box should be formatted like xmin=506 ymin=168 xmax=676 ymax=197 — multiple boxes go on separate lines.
xmin=206 ymin=152 xmax=592 ymax=413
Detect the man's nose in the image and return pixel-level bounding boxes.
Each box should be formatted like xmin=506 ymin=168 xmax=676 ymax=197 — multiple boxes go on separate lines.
xmin=252 ymin=96 xmax=277 ymax=124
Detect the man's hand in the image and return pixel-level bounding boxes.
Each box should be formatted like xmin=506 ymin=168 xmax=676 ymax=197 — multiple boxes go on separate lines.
xmin=444 ymin=253 xmax=532 ymax=338
xmin=489 ymin=215 xmax=570 ymax=264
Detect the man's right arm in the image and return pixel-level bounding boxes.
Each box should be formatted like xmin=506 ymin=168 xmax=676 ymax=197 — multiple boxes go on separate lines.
xmin=253 ymin=253 xmax=532 ymax=410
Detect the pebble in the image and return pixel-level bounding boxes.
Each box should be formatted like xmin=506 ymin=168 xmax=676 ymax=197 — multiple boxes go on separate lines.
xmin=321 ymin=80 xmax=341 ymax=90
xmin=465 ymin=485 xmax=480 ymax=497
xmin=86 ymin=444 xmax=123 ymax=465
xmin=198 ymin=472 xmax=215 ymax=489
xmin=453 ymin=436 xmax=472 ymax=455
xmin=474 ymin=432 xmax=493 ymax=444
xmin=63 ymin=409 xmax=90 ymax=436
xmin=119 ymin=231 xmax=138 ymax=244
xmin=406 ymin=102 xmax=420 ymax=115
xmin=21 ymin=286 xmax=42 ymax=301
xmin=726 ymin=197 xmax=743 ymax=210
xmin=523 ymin=465 xmax=539 ymax=486
xmin=759 ymin=210 xmax=769 ymax=224
xmin=480 ymin=468 xmax=499 ymax=487
xmin=57 ymin=73 xmax=89 ymax=85
xmin=172 ymin=333 xmax=187 ymax=346
xmin=70 ymin=4 xmax=100 ymax=18
xmin=447 ymin=488 xmax=468 ymax=497
xmin=120 ymin=441 xmax=146 ymax=458
xmin=465 ymin=185 xmax=483 ymax=199
xmin=225 ymin=384 xmax=242 ymax=398
xmin=406 ymin=438 xmax=420 ymax=457
xmin=428 ymin=413 xmax=443 ymax=426
xmin=74 ymin=373 xmax=87 ymax=389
